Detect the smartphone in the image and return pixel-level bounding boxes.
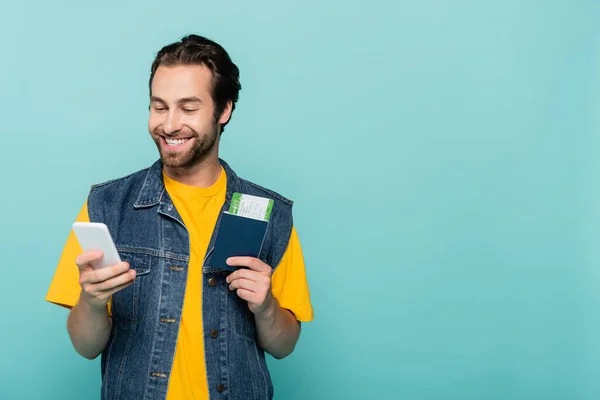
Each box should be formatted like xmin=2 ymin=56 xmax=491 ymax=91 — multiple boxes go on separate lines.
xmin=72 ymin=222 xmax=122 ymax=269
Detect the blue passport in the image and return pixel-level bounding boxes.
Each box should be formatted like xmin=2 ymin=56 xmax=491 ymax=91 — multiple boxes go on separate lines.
xmin=208 ymin=212 xmax=269 ymax=271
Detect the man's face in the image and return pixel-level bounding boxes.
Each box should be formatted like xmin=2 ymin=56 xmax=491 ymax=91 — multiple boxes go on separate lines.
xmin=148 ymin=64 xmax=225 ymax=169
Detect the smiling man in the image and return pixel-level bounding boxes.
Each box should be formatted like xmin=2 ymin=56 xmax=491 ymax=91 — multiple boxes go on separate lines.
xmin=45 ymin=34 xmax=313 ymax=400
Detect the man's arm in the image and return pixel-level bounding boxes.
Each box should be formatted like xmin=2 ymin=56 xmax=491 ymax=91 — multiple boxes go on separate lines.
xmin=226 ymin=257 xmax=301 ymax=359
xmin=67 ymin=296 xmax=112 ymax=359
xmin=253 ymin=297 xmax=301 ymax=359
xmin=67 ymin=251 xmax=136 ymax=359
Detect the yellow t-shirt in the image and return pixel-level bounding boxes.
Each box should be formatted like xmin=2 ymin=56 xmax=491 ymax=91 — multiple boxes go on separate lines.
xmin=45 ymin=167 xmax=314 ymax=399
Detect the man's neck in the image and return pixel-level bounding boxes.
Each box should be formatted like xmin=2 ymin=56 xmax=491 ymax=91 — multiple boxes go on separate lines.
xmin=163 ymin=156 xmax=222 ymax=188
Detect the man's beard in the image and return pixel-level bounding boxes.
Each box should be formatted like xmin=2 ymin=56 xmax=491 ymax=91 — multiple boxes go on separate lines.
xmin=152 ymin=121 xmax=219 ymax=169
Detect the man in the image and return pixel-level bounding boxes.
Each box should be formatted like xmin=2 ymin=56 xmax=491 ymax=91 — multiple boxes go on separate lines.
xmin=46 ymin=34 xmax=313 ymax=400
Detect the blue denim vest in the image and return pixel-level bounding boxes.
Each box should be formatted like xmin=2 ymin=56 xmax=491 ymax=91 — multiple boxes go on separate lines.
xmin=87 ymin=159 xmax=293 ymax=400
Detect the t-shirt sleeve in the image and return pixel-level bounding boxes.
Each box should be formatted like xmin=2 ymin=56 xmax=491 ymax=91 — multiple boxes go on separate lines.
xmin=271 ymin=226 xmax=314 ymax=322
xmin=45 ymin=200 xmax=90 ymax=309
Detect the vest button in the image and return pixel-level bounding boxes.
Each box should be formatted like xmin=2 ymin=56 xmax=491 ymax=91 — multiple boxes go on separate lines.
xmin=210 ymin=329 xmax=219 ymax=339
xmin=208 ymin=277 xmax=217 ymax=287
xmin=217 ymin=384 xmax=225 ymax=392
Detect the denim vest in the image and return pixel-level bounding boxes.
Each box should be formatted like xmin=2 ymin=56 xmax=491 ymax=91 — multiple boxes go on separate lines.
xmin=87 ymin=159 xmax=293 ymax=400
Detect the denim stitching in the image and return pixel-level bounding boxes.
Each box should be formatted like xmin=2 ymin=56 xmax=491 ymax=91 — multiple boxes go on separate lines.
xmin=254 ymin=341 xmax=268 ymax=399
xmin=90 ymin=170 xmax=139 ymax=189
xmin=244 ymin=180 xmax=294 ymax=206
xmin=103 ymin=323 xmax=117 ymax=400
xmin=117 ymin=246 xmax=189 ymax=262
xmin=142 ymin=227 xmax=167 ymax=400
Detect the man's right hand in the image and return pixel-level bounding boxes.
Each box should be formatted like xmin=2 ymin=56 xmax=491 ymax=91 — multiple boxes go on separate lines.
xmin=75 ymin=251 xmax=136 ymax=309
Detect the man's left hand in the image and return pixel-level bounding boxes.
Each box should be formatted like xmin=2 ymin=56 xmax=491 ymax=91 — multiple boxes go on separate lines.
xmin=225 ymin=257 xmax=275 ymax=316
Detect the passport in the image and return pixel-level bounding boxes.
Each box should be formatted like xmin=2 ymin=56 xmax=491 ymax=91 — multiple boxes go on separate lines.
xmin=208 ymin=211 xmax=269 ymax=271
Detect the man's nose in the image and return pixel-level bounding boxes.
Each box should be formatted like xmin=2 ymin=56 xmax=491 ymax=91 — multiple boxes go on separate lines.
xmin=163 ymin=111 xmax=183 ymax=134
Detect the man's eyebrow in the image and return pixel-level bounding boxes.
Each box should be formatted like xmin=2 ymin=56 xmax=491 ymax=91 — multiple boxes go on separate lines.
xmin=177 ymin=97 xmax=202 ymax=104
xmin=150 ymin=96 xmax=202 ymax=105
xmin=150 ymin=96 xmax=166 ymax=104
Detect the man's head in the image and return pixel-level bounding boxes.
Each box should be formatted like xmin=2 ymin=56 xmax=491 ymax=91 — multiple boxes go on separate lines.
xmin=148 ymin=34 xmax=241 ymax=169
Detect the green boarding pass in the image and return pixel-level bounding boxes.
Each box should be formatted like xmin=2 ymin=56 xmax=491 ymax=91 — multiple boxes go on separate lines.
xmin=228 ymin=192 xmax=274 ymax=221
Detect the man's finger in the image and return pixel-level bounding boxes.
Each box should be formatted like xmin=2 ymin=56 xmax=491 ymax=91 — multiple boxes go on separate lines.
xmin=96 ymin=269 xmax=136 ymax=292
xmin=103 ymin=280 xmax=135 ymax=297
xmin=228 ymin=278 xmax=257 ymax=293
xmin=226 ymin=268 xmax=260 ymax=284
xmin=234 ymin=288 xmax=256 ymax=304
xmin=75 ymin=251 xmax=104 ymax=270
xmin=226 ymin=257 xmax=270 ymax=273
xmin=81 ymin=262 xmax=130 ymax=285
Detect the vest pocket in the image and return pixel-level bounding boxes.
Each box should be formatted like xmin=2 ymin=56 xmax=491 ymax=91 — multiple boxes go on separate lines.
xmin=111 ymin=251 xmax=152 ymax=324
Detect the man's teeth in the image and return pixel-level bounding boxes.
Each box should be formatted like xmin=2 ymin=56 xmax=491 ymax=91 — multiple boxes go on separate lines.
xmin=165 ymin=138 xmax=188 ymax=146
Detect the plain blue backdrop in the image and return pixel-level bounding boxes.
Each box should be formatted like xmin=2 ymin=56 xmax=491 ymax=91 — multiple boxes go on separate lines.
xmin=1 ymin=1 xmax=599 ymax=399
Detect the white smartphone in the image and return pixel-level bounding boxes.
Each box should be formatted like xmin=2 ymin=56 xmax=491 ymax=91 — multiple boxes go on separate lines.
xmin=72 ymin=222 xmax=122 ymax=269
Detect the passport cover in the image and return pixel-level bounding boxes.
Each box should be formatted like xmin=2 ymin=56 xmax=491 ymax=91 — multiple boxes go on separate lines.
xmin=208 ymin=212 xmax=268 ymax=271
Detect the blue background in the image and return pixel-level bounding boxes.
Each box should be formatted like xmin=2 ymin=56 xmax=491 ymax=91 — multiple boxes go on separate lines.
xmin=1 ymin=1 xmax=599 ymax=399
